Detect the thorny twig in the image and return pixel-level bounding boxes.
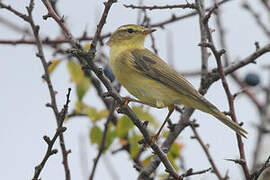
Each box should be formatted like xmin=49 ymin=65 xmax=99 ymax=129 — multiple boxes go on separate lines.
xmin=178 ymin=167 xmax=212 ymax=179
xmin=33 ymin=88 xmax=72 ymax=180
xmin=0 ymin=1 xmax=72 ymax=179
xmin=124 ymin=3 xmax=196 ymax=10
xmin=196 ymin=0 xmax=250 ymax=179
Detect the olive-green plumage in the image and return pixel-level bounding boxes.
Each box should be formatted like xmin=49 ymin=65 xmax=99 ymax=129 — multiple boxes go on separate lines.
xmin=107 ymin=24 xmax=247 ymax=138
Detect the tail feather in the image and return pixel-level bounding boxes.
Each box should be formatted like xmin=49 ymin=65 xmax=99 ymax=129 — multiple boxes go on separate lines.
xmin=210 ymin=108 xmax=247 ymax=138
xmin=181 ymin=96 xmax=248 ymax=138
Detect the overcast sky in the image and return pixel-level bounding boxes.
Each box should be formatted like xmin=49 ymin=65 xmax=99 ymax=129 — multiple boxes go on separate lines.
xmin=1 ymin=0 xmax=270 ymax=180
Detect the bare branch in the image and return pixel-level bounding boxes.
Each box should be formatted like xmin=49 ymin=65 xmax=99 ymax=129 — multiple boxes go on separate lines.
xmin=33 ymin=88 xmax=72 ymax=179
xmin=89 ymin=103 xmax=115 ymax=180
xmin=251 ymin=155 xmax=270 ymax=180
xmin=150 ymin=0 xmax=232 ymax=28
xmin=196 ymin=0 xmax=250 ymax=178
xmin=124 ymin=3 xmax=196 ymax=10
xmin=178 ymin=167 xmax=211 ymax=179
xmin=190 ymin=122 xmax=224 ymax=179
xmin=0 ymin=33 xmax=111 ymax=45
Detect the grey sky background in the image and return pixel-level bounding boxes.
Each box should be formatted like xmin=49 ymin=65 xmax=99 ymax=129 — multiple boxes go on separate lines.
xmin=1 ymin=0 xmax=269 ymax=179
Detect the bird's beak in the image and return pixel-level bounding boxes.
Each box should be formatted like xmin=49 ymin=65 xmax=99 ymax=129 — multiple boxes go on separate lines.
xmin=142 ymin=29 xmax=156 ymax=35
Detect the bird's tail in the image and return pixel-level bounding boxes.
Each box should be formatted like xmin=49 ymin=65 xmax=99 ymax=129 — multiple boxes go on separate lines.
xmin=182 ymin=96 xmax=248 ymax=138
xmin=207 ymin=107 xmax=247 ymax=138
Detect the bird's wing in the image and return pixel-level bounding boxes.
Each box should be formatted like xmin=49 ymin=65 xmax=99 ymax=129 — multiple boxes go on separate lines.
xmin=122 ymin=48 xmax=203 ymax=101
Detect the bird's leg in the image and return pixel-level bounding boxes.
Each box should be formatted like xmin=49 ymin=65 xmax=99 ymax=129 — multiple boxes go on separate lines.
xmin=152 ymin=105 xmax=175 ymax=144
xmin=121 ymin=96 xmax=156 ymax=108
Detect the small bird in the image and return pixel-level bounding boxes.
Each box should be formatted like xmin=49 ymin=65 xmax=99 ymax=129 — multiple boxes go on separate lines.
xmin=107 ymin=24 xmax=247 ymax=140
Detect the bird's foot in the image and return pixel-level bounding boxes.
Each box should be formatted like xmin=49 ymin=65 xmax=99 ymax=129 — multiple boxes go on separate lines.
xmin=122 ymin=96 xmax=133 ymax=108
xmin=151 ymin=134 xmax=159 ymax=145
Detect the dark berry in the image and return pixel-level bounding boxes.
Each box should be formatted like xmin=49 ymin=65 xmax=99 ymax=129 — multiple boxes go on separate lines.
xmin=244 ymin=73 xmax=260 ymax=86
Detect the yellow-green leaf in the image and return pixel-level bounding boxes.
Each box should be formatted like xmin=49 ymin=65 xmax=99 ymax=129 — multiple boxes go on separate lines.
xmin=167 ymin=153 xmax=179 ymax=171
xmin=85 ymin=106 xmax=98 ymax=121
xmin=89 ymin=125 xmax=102 ymax=144
xmin=159 ymin=174 xmax=169 ymax=179
xmin=132 ymin=106 xmax=158 ymax=128
xmin=84 ymin=106 xmax=108 ymax=122
xmin=166 ymin=142 xmax=183 ymax=171
xmin=48 ymin=59 xmax=61 ymax=74
xmin=67 ymin=60 xmax=84 ymax=85
xmin=116 ymin=115 xmax=134 ymax=138
xmin=169 ymin=142 xmax=181 ymax=158
xmin=75 ymin=101 xmax=84 ymax=113
xmin=142 ymin=155 xmax=153 ymax=167
xmin=76 ymin=76 xmax=90 ymax=101
xmin=129 ymin=131 xmax=141 ymax=158
xmin=105 ymin=123 xmax=116 ymax=150
xmin=97 ymin=109 xmax=109 ymax=121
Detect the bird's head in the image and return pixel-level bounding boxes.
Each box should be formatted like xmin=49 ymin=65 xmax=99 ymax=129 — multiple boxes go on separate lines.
xmin=106 ymin=24 xmax=156 ymax=48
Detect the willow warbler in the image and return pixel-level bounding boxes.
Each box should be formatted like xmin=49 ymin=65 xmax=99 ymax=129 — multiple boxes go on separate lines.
xmin=107 ymin=24 xmax=247 ymax=138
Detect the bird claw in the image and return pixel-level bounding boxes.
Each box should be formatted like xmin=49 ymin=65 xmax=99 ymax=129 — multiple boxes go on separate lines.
xmin=114 ymin=96 xmax=132 ymax=109
xmin=122 ymin=97 xmax=132 ymax=108
xmin=151 ymin=134 xmax=159 ymax=145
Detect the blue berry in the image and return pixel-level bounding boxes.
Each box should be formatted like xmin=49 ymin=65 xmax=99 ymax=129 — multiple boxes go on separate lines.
xmin=244 ymin=73 xmax=260 ymax=86
xmin=104 ymin=66 xmax=115 ymax=82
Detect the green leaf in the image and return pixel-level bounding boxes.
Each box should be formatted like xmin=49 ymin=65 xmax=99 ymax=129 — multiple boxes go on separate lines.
xmin=67 ymin=61 xmax=91 ymax=101
xmin=105 ymin=123 xmax=116 ymax=150
xmin=97 ymin=109 xmax=109 ymax=121
xmin=76 ymin=76 xmax=90 ymax=101
xmin=85 ymin=106 xmax=98 ymax=121
xmin=167 ymin=153 xmax=179 ymax=171
xmin=169 ymin=142 xmax=181 ymax=158
xmin=116 ymin=115 xmax=134 ymax=138
xmin=142 ymin=155 xmax=153 ymax=167
xmin=89 ymin=125 xmax=103 ymax=144
xmin=84 ymin=106 xmax=108 ymax=122
xmin=132 ymin=106 xmax=158 ymax=128
xmin=129 ymin=131 xmax=141 ymax=158
xmin=48 ymin=59 xmax=61 ymax=74
xmin=75 ymin=101 xmax=84 ymax=113
xmin=67 ymin=60 xmax=84 ymax=84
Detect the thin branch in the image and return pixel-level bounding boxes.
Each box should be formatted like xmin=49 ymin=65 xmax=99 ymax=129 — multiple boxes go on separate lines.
xmin=190 ymin=122 xmax=224 ymax=179
xmin=150 ymin=0 xmax=232 ymax=28
xmin=178 ymin=167 xmax=211 ymax=179
xmin=242 ymin=2 xmax=270 ymax=38
xmin=33 ymin=88 xmax=72 ymax=180
xmin=41 ymin=0 xmax=73 ymax=40
xmin=0 ymin=2 xmax=29 ymax=22
xmin=251 ymin=155 xmax=270 ymax=180
xmin=0 ymin=33 xmax=111 ymax=45
xmin=26 ymin=1 xmax=71 ymax=179
xmin=0 ymin=16 xmax=31 ymax=35
xmin=221 ymin=43 xmax=270 ymax=76
xmin=124 ymin=3 xmax=196 ymax=10
xmin=140 ymin=10 xmax=158 ymax=54
xmin=89 ymin=103 xmax=115 ymax=180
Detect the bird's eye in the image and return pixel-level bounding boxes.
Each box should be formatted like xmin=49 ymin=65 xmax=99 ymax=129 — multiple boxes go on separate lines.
xmin=127 ymin=28 xmax=134 ymax=33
